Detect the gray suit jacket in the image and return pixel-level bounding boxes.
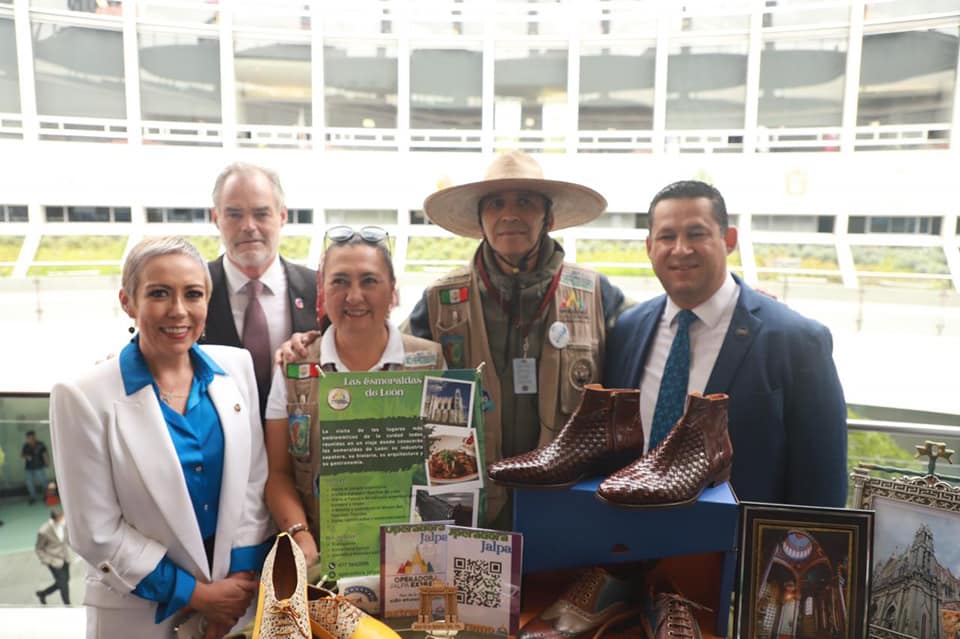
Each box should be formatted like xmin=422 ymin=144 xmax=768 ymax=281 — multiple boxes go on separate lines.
xmin=36 ymin=519 xmax=71 ymax=569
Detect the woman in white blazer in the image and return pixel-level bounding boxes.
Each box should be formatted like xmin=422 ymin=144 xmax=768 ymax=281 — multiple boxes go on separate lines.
xmin=49 ymin=237 xmax=274 ymax=639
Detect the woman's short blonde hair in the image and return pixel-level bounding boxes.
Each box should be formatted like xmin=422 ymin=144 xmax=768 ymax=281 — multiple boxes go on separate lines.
xmin=121 ymin=236 xmax=212 ymax=300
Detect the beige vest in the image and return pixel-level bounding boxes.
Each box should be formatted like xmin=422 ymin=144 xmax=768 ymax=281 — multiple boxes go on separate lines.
xmin=425 ymin=261 xmax=606 ymax=522
xmin=283 ymin=333 xmax=444 ymax=533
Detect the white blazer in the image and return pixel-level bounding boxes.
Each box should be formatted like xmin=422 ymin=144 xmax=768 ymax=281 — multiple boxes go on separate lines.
xmin=49 ymin=344 xmax=273 ymax=638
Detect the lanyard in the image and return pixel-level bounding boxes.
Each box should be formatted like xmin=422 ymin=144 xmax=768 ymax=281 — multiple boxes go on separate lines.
xmin=475 ymin=251 xmax=564 ymax=356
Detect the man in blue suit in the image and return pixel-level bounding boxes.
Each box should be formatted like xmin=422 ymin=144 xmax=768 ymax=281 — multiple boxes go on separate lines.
xmin=604 ymin=180 xmax=847 ymax=507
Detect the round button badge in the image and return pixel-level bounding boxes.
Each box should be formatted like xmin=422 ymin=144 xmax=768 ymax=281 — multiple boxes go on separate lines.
xmin=548 ymin=321 xmax=570 ymax=349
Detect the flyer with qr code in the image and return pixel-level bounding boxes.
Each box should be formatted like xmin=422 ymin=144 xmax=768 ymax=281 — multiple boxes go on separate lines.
xmin=379 ymin=522 xmax=450 ymax=619
xmin=315 ymin=369 xmax=485 ymax=578
xmin=446 ymin=526 xmax=523 ymax=637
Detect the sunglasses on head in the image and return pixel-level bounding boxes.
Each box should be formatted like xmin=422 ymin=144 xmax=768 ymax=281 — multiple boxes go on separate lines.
xmin=324 ymin=225 xmax=389 ymax=246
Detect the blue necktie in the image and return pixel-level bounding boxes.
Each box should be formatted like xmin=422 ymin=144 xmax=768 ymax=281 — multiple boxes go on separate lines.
xmin=649 ymin=309 xmax=696 ymax=448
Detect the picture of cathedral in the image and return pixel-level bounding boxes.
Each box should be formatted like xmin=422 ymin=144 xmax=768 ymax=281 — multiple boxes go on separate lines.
xmin=753 ymin=529 xmax=852 ymax=639
xmin=869 ymin=496 xmax=960 ymax=639
xmin=421 ymin=377 xmax=475 ymax=427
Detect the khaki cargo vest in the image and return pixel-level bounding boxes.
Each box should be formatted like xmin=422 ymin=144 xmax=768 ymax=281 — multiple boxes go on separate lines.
xmin=425 ymin=260 xmax=606 ymax=522
xmin=283 ymin=333 xmax=444 ymax=534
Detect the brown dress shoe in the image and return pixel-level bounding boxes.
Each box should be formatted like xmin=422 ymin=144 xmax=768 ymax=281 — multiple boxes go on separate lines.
xmin=642 ymin=593 xmax=708 ymax=639
xmin=597 ymin=392 xmax=732 ymax=508
xmin=519 ymin=567 xmax=639 ymax=639
xmin=488 ymin=384 xmax=644 ymax=488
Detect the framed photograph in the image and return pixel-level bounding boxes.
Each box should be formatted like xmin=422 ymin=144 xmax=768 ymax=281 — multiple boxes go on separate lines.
xmin=852 ymin=468 xmax=960 ymax=639
xmin=736 ymin=502 xmax=873 ymax=639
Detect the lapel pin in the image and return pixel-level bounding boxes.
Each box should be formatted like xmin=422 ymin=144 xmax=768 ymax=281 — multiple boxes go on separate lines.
xmin=735 ymin=327 xmax=749 ymax=337
xmin=294 ymin=298 xmax=304 ymax=310
xmin=234 ymin=404 xmax=241 ymax=412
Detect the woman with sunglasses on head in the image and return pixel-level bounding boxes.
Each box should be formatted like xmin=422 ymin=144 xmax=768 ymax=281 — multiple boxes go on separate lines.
xmin=263 ymin=225 xmax=443 ymax=563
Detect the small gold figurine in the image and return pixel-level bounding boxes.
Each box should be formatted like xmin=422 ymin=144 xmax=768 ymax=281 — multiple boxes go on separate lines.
xmin=411 ymin=580 xmax=465 ymax=639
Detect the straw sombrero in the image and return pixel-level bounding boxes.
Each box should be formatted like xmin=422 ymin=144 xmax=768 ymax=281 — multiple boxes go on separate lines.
xmin=423 ymin=151 xmax=607 ymax=239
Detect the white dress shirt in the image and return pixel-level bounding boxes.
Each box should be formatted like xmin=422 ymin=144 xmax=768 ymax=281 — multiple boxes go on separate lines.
xmin=264 ymin=322 xmax=407 ymax=419
xmin=638 ymin=274 xmax=740 ymax=451
xmin=222 ymin=256 xmax=291 ymax=362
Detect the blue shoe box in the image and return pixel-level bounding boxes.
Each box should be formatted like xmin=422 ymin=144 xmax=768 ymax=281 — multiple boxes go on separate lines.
xmin=514 ymin=479 xmax=739 ymax=636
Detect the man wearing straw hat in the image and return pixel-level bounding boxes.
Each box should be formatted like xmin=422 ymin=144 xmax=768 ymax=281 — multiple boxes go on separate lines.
xmin=404 ymin=151 xmax=631 ymax=527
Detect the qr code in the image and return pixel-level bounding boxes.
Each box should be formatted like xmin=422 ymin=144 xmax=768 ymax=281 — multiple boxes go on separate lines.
xmin=453 ymin=556 xmax=502 ymax=609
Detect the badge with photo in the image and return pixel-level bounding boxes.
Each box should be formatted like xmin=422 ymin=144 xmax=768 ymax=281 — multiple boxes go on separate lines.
xmin=736 ymin=502 xmax=873 ymax=639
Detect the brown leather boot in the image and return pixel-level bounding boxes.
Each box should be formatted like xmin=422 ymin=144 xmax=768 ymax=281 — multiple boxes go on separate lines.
xmin=488 ymin=384 xmax=644 ymax=488
xmin=597 ymin=392 xmax=732 ymax=508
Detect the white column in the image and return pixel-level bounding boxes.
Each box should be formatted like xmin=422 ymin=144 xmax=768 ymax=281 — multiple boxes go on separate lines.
xmin=833 ymin=213 xmax=859 ymax=289
xmin=311 ymin=0 xmax=325 ymax=151
xmin=742 ymin=0 xmax=763 ymax=155
xmin=12 ymin=0 xmax=38 ymax=142
xmin=396 ymin=0 xmax=410 ymax=153
xmin=219 ymin=0 xmax=237 ymax=149
xmin=565 ymin=2 xmax=580 ymax=155
xmin=652 ymin=0 xmax=671 ymax=153
xmin=481 ymin=7 xmax=496 ymax=155
xmin=737 ymin=212 xmax=758 ymax=285
xmin=121 ymin=0 xmax=141 ymax=144
xmin=840 ymin=0 xmax=865 ymax=152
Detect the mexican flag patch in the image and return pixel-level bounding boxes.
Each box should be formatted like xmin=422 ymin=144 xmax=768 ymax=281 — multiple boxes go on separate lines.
xmin=439 ymin=286 xmax=469 ymax=304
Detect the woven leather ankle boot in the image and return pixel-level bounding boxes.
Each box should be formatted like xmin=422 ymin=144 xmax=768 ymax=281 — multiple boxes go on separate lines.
xmin=488 ymin=384 xmax=644 ymax=488
xmin=597 ymin=392 xmax=732 ymax=508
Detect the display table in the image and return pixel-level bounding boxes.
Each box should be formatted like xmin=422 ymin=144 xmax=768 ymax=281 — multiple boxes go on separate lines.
xmin=514 ymin=479 xmax=739 ymax=637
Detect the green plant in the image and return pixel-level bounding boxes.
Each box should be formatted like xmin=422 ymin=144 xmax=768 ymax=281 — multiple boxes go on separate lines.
xmin=280 ymin=236 xmax=311 ymax=260
xmin=0 ymin=236 xmax=23 ymax=262
xmin=34 ymin=235 xmax=126 ymax=261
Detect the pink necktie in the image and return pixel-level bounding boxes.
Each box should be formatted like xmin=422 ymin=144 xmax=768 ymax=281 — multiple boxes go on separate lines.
xmin=242 ymin=280 xmax=271 ymax=394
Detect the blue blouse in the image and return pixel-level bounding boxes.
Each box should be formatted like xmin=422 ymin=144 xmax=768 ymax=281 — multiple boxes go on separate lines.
xmin=119 ymin=339 xmax=270 ymax=622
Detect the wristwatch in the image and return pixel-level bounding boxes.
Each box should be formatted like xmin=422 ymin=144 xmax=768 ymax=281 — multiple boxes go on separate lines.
xmin=286 ymin=522 xmax=308 ymax=537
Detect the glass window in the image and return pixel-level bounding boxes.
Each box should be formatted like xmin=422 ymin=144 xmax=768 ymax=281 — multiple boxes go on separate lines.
xmin=233 ymin=0 xmax=308 ymax=30
xmin=409 ymin=0 xmax=483 ymax=36
xmin=45 ymin=206 xmax=64 ymax=222
xmin=146 ymin=207 xmax=209 ymax=223
xmin=495 ymin=0 xmax=569 ymax=37
xmin=579 ymin=42 xmax=656 ymax=131
xmin=324 ymin=40 xmax=397 ymax=128
xmin=32 ymin=23 xmax=125 ymax=118
xmin=676 ymin=1 xmax=751 ymax=32
xmin=584 ymin=212 xmax=645 ymax=228
xmin=288 ymin=208 xmax=313 ymax=224
xmin=759 ymin=33 xmax=846 ymax=127
xmin=577 ymin=1 xmax=658 ymax=38
xmin=666 ymin=38 xmax=748 ymax=130
xmin=136 ymin=0 xmax=216 ymax=25
xmin=762 ymin=3 xmax=849 ymax=28
xmin=495 ymin=44 xmax=568 ymax=131
xmin=325 ymin=209 xmax=397 ymax=225
xmin=235 ymin=37 xmax=311 ymax=126
xmin=411 ymin=47 xmax=482 ymax=130
xmin=752 ymin=215 xmax=827 ymax=232
xmin=139 ymin=30 xmax=221 ymax=123
xmin=67 ymin=206 xmax=110 ymax=222
xmin=323 ymin=4 xmax=392 ymax=35
xmin=114 ymin=207 xmax=131 ymax=222
xmin=7 ymin=205 xmax=28 ymax=222
xmin=31 ymin=0 xmax=122 ymax=14
xmin=865 ymin=0 xmax=960 ymax=20
xmin=0 ymin=16 xmax=19 ymax=113
xmin=858 ymin=27 xmax=959 ymax=125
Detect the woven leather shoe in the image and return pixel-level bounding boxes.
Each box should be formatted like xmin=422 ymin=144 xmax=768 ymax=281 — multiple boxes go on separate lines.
xmin=488 ymin=384 xmax=644 ymax=488
xmin=307 ymin=585 xmax=401 ymax=639
xmin=597 ymin=392 xmax=732 ymax=508
xmin=519 ymin=567 xmax=640 ymax=639
xmin=642 ymin=592 xmax=709 ymax=639
xmin=252 ymin=533 xmax=310 ymax=639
